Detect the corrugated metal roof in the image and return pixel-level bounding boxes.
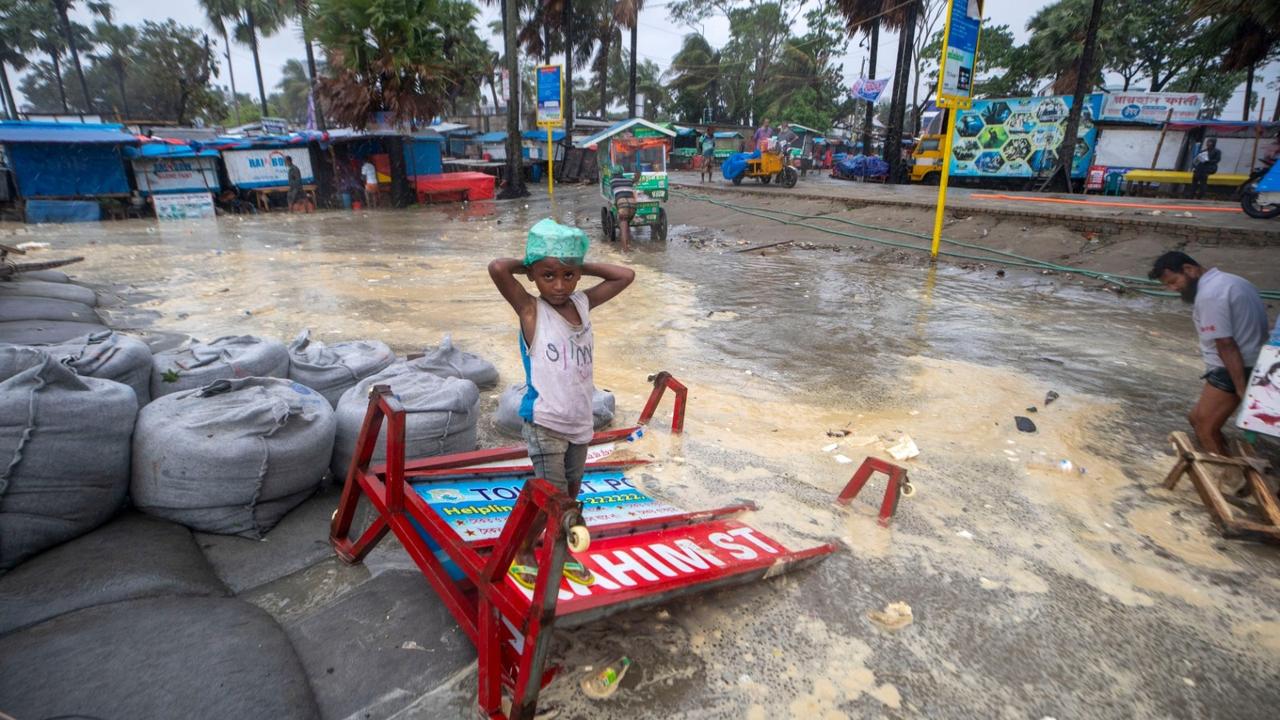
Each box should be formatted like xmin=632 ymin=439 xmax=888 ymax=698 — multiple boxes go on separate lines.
xmin=0 ymin=121 xmax=139 ymax=144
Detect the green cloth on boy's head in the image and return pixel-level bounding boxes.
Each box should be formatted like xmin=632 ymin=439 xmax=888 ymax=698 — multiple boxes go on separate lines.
xmin=525 ymin=218 xmax=589 ymax=266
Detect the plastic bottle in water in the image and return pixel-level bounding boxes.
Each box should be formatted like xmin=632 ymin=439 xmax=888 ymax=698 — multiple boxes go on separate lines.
xmin=580 ymin=656 xmax=632 ymax=699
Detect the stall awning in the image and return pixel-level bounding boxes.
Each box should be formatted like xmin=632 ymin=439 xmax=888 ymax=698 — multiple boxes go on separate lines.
xmin=476 ymin=131 xmax=507 ymax=143
xmin=521 ymin=130 xmax=567 ymax=141
xmin=0 ymin=121 xmax=139 ymax=145
xmin=124 ymin=140 xmax=220 ymax=159
xmin=713 ymin=131 xmax=744 ymax=139
xmin=197 ymin=130 xmax=327 ymax=150
xmin=576 ymin=118 xmax=677 ymax=148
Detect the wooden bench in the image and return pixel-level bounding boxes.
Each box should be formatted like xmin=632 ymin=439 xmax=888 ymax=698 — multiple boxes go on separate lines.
xmin=247 ymin=185 xmax=317 ymax=212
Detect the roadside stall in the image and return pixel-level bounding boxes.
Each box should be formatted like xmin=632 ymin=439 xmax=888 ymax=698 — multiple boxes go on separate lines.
xmin=670 ymin=125 xmax=699 ymax=169
xmin=713 ymin=130 xmax=745 ymax=160
xmin=0 ymin=121 xmax=139 ymax=223
xmin=213 ymin=131 xmax=328 ymax=212
xmin=579 ymin=117 xmax=676 ymax=242
xmin=124 ymin=138 xmax=221 ymax=218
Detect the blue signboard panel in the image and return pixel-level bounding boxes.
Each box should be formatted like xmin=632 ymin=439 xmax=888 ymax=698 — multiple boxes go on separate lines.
xmin=536 ymin=65 xmax=562 ymax=127
xmin=949 ymin=95 xmax=1101 ymax=179
xmin=939 ymin=0 xmax=983 ymax=105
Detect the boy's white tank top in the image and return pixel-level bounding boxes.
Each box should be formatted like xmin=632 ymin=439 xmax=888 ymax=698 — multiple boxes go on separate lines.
xmin=519 ymin=291 xmax=594 ymax=443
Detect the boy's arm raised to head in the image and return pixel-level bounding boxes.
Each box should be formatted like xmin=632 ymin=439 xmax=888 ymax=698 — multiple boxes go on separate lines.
xmin=488 ymin=258 xmax=535 ymax=314
xmin=581 ymin=262 xmax=636 ymax=309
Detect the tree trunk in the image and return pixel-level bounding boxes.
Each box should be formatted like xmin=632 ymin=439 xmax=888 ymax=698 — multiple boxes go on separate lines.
xmin=628 ymin=21 xmax=637 ymax=118
xmin=884 ymin=0 xmax=918 ymax=184
xmin=564 ymin=0 xmax=574 ymax=135
xmin=117 ymin=67 xmax=130 ymax=119
xmin=0 ymin=63 xmax=17 ymax=118
xmin=861 ymin=22 xmax=878 ymax=155
xmin=1242 ymin=62 xmax=1254 ymax=122
xmin=499 ymin=0 xmax=527 ymax=198
xmin=598 ymin=26 xmax=610 ymax=119
xmin=51 ymin=52 xmax=69 ymax=113
xmin=1273 ymin=83 xmax=1279 ymax=122
xmin=297 ymin=0 xmax=326 ymax=130
xmin=1048 ymin=0 xmax=1104 ymax=193
xmin=56 ymin=2 xmax=94 ymax=113
xmin=246 ymin=9 xmax=269 ymax=118
xmin=221 ymin=26 xmax=241 ymax=125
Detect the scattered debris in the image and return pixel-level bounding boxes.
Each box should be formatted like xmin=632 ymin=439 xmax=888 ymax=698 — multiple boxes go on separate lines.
xmin=1014 ymin=416 xmax=1037 ymax=433
xmin=886 ymin=435 xmax=920 ymax=461
xmin=14 ymin=241 xmax=50 ymax=252
xmin=1026 ymin=406 xmax=1037 ymax=413
xmin=826 ymin=428 xmax=850 ymax=438
xmin=834 ymin=454 xmax=854 ymax=464
xmin=821 ymin=442 xmax=839 ymax=453
xmin=399 ymin=641 xmax=426 ymax=651
xmin=867 ymin=601 xmax=914 ymax=631
xmin=995 ymin=269 xmax=1005 ymax=278
xmin=955 ymin=529 xmax=975 ymax=540
xmin=1044 ymin=390 xmax=1060 ymax=406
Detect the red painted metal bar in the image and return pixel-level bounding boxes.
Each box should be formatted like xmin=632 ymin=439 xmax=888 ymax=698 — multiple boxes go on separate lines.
xmin=406 ymin=459 xmax=649 ymax=481
xmin=637 ymin=371 xmax=688 ymax=432
xmin=837 ymin=457 xmax=907 ymax=527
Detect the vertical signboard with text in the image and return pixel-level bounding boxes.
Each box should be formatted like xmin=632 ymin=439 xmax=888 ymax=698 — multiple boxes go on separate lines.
xmin=536 ymin=65 xmax=563 ymax=128
xmin=937 ymin=0 xmax=983 ymax=110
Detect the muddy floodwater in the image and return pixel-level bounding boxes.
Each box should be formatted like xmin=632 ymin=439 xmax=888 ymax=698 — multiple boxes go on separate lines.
xmin=18 ymin=185 xmax=1280 ymax=719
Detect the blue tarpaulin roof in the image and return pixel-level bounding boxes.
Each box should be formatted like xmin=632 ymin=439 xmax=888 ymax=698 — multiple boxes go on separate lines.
xmin=0 ymin=121 xmax=139 ymax=145
xmin=521 ymin=130 xmax=567 ymax=141
xmin=714 ymin=131 xmax=743 ymax=139
xmin=198 ymin=131 xmax=327 ymax=150
xmin=476 ymin=132 xmax=507 ymax=143
xmin=124 ymin=141 xmax=220 ymax=159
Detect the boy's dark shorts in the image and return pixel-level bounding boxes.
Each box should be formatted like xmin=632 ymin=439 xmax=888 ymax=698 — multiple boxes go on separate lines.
xmin=522 ymin=422 xmax=587 ymax=499
xmin=1202 ymin=366 xmax=1252 ymax=394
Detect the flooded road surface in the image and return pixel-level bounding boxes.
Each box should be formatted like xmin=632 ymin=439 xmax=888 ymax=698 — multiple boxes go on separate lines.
xmin=19 ymin=185 xmax=1280 ymax=719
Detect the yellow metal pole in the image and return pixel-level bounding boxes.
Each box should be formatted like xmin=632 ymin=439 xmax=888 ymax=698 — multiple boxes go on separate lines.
xmin=547 ymin=127 xmax=554 ymax=197
xmin=929 ymin=105 xmax=958 ymax=257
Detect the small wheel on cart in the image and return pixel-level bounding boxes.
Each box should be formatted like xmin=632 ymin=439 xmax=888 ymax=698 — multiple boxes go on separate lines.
xmin=732 ymin=174 xmax=743 ymax=186
xmin=600 ymin=206 xmax=614 ymax=241
xmin=760 ymin=175 xmax=772 ymax=185
xmin=654 ymin=207 xmax=668 ymax=242
xmin=782 ymin=166 xmax=799 ymax=188
xmin=568 ymin=525 xmax=591 ymax=553
xmin=901 ymin=481 xmax=916 ymax=498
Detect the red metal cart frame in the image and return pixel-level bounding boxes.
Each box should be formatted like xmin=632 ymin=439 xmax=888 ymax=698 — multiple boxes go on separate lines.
xmin=330 ymin=372 xmax=834 ymax=719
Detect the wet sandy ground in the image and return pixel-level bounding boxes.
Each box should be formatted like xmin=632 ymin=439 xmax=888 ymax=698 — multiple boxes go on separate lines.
xmin=12 ymin=186 xmax=1280 ymax=719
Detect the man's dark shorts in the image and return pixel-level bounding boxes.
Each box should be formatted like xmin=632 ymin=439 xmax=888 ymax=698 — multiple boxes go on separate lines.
xmin=1202 ymin=366 xmax=1253 ymax=394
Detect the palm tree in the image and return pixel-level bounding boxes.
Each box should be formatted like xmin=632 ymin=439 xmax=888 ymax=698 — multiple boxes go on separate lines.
xmin=615 ymin=0 xmax=644 ymax=117
xmin=1190 ymin=1 xmax=1280 ymax=120
xmin=1039 ymin=0 xmax=1105 ymax=192
xmin=836 ymin=0 xmax=910 ymax=155
xmin=669 ymin=33 xmax=720 ymax=122
xmin=89 ymin=20 xmax=136 ymax=119
xmin=500 ymin=0 xmax=527 ymax=197
xmin=199 ymin=0 xmax=242 ymax=124
xmin=51 ymin=0 xmax=111 ymax=114
xmin=292 ymin=0 xmax=323 ymax=128
xmin=0 ymin=0 xmax=35 ymax=117
xmin=26 ymin=5 xmax=72 ymax=112
xmin=233 ymin=0 xmax=289 ymax=118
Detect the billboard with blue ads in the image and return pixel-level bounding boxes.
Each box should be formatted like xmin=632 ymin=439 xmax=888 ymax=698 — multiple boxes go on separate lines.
xmin=948 ymin=95 xmax=1102 ymax=178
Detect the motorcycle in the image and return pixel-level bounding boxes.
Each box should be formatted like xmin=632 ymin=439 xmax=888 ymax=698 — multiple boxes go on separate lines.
xmin=1240 ymin=160 xmax=1280 ymax=219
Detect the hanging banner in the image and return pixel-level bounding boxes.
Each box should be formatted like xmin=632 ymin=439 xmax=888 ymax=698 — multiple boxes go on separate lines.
xmin=536 ymin=64 xmax=564 ymax=128
xmin=947 ymin=95 xmax=1101 ymax=179
xmin=131 ymin=157 xmax=220 ymax=195
xmin=153 ymin=192 xmax=216 ymax=221
xmin=937 ymin=0 xmax=983 ymax=108
xmin=1097 ymin=92 xmax=1203 ymax=123
xmin=850 ymin=77 xmax=891 ymax=104
xmin=222 ymin=148 xmax=313 ymax=188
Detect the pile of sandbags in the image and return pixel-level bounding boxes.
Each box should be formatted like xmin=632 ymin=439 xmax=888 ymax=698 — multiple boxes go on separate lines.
xmin=287 ymin=329 xmax=396 ymax=407
xmin=330 ymin=363 xmax=480 ymax=479
xmin=0 ymin=277 xmax=108 ymax=345
xmin=131 ymin=378 xmax=336 ymax=537
xmin=31 ymin=330 xmax=153 ymax=405
xmin=0 ymin=278 xmax=98 ymax=306
xmin=151 ymin=335 xmax=289 ymax=399
xmin=0 ymin=347 xmax=138 ymax=572
xmin=410 ymin=335 xmax=499 ymax=389
xmin=493 ymin=383 xmax=616 ymax=437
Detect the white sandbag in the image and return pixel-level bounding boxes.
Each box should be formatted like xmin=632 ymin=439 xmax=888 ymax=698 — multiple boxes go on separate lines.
xmin=131 ymin=378 xmax=336 ymax=537
xmin=287 ymin=329 xmax=395 ymax=407
xmin=28 ymin=330 xmax=153 ymax=405
xmin=0 ymin=319 xmax=110 ymax=345
xmin=410 ymin=334 xmax=499 ymax=389
xmin=151 ymin=335 xmax=290 ymax=399
xmin=494 ymin=383 xmax=616 ymax=437
xmin=0 ymin=346 xmax=138 ymax=572
xmin=331 ymin=362 xmax=480 ymax=479
xmin=0 ymin=279 xmax=98 ymax=305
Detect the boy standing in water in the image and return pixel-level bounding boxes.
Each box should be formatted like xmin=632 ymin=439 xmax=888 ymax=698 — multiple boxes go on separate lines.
xmin=488 ymin=219 xmax=635 ymax=588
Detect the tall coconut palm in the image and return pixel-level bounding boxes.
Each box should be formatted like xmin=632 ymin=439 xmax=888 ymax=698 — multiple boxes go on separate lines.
xmin=0 ymin=0 xmax=35 ymax=117
xmin=836 ymin=0 xmax=910 ymax=155
xmin=233 ymin=0 xmax=289 ymax=118
xmin=1190 ymin=1 xmax=1280 ymax=120
xmin=89 ymin=20 xmax=136 ymax=119
xmin=500 ymin=0 xmax=527 ymax=197
xmin=51 ymin=0 xmax=111 ymax=114
xmin=292 ymin=0 xmax=324 ymax=128
xmin=26 ymin=5 xmax=72 ymax=112
xmin=200 ymin=0 xmax=242 ymax=124
xmin=616 ymin=0 xmax=643 ymax=117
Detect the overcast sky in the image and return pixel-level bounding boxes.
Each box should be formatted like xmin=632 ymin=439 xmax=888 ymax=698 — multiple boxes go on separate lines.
xmin=15 ymin=0 xmax=1274 ymax=122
